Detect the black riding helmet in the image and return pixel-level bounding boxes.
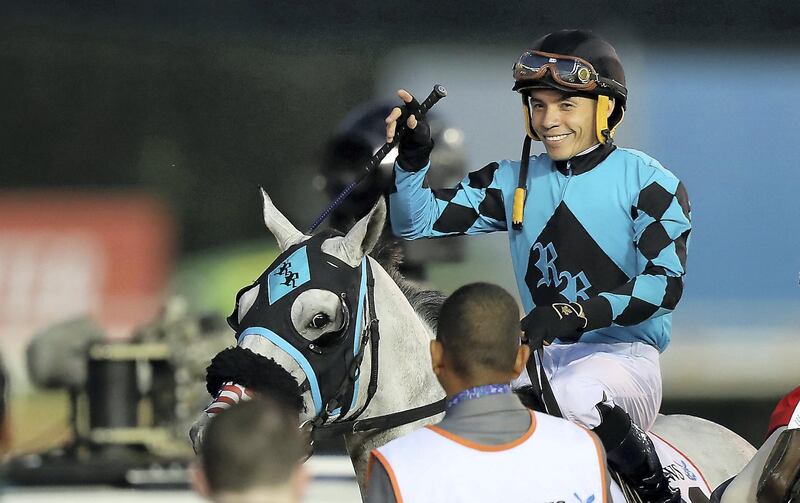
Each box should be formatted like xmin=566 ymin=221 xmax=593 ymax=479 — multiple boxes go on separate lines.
xmin=513 ymin=29 xmax=628 ymax=144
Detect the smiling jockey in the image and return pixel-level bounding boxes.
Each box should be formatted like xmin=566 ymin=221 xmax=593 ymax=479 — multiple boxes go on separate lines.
xmin=386 ymin=30 xmax=690 ymax=503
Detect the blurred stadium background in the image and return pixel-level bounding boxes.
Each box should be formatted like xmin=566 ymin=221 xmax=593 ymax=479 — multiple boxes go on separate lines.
xmin=1 ymin=1 xmax=798 ymax=500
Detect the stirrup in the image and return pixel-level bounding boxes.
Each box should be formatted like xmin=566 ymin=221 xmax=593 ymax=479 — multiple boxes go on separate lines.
xmin=610 ymin=470 xmax=644 ymax=503
xmin=610 ymin=469 xmax=682 ymax=503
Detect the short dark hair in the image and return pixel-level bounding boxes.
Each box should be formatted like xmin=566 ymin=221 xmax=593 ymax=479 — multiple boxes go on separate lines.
xmin=436 ymin=283 xmax=521 ymax=377
xmin=200 ymin=398 xmax=307 ymax=494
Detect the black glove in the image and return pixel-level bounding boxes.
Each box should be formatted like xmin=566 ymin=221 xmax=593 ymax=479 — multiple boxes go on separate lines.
xmin=521 ymin=302 xmax=588 ymax=349
xmin=396 ymin=97 xmax=434 ymax=172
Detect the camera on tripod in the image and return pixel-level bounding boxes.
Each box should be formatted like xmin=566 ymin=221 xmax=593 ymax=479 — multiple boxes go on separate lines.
xmin=8 ymin=299 xmax=231 ymax=486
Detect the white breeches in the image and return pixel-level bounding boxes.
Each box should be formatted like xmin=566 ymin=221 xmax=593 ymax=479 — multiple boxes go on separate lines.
xmin=512 ymin=342 xmax=663 ymax=431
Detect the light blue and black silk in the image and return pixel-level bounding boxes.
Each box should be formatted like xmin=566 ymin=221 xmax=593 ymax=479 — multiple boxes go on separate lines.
xmin=390 ymin=145 xmax=691 ymax=352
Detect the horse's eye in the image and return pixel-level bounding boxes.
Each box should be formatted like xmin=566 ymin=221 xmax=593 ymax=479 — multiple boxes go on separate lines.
xmin=309 ymin=313 xmax=330 ymax=329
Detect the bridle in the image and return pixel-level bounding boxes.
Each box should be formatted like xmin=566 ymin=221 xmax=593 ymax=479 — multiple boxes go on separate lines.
xmin=305 ymin=259 xmax=445 ymax=442
xmin=228 ymin=239 xmax=445 ymax=445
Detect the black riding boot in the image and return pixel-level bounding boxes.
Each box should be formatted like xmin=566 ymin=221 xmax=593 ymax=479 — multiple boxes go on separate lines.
xmin=593 ymin=404 xmax=680 ymax=503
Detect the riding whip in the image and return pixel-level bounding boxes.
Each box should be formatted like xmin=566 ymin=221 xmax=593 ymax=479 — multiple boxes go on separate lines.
xmin=307 ymin=85 xmax=448 ymax=233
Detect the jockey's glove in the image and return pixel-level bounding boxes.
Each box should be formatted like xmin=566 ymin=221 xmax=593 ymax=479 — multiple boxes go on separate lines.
xmin=396 ymin=99 xmax=434 ymax=172
xmin=521 ymin=302 xmax=589 ymax=349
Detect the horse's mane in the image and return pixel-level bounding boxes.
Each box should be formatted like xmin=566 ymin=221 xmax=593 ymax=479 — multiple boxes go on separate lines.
xmin=370 ymin=234 xmax=446 ymax=331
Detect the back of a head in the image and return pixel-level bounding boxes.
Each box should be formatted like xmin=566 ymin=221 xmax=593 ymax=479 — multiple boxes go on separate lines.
xmin=436 ymin=283 xmax=521 ymax=378
xmin=200 ymin=398 xmax=306 ymax=496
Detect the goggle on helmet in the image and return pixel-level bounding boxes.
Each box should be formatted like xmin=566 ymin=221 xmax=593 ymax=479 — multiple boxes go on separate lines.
xmin=512 ymin=50 xmax=628 ymax=146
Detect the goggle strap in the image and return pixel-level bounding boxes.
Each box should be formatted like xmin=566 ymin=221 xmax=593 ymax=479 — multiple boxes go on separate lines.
xmin=597 ymin=77 xmax=628 ymax=100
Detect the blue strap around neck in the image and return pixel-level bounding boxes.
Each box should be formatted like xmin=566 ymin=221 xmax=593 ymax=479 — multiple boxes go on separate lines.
xmin=446 ymin=383 xmax=511 ymax=410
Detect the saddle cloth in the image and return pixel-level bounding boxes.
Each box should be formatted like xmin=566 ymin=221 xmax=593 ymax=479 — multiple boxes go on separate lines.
xmin=649 ymin=431 xmax=712 ymax=501
xmin=610 ymin=432 xmax=712 ymax=503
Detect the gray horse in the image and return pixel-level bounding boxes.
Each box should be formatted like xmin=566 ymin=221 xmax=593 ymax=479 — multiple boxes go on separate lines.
xmin=192 ymin=190 xmax=756 ymax=501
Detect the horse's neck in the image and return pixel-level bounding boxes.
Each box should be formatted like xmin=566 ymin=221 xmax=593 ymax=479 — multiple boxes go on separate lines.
xmin=366 ymin=258 xmax=444 ymax=414
xmin=345 ymin=259 xmax=445 ymax=490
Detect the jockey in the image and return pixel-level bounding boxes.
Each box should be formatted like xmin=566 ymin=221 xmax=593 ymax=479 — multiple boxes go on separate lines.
xmin=386 ymin=29 xmax=689 ymax=503
xmin=366 ymin=283 xmax=610 ymax=503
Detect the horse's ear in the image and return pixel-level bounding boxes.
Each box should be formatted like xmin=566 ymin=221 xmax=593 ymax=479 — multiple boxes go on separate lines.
xmin=323 ymin=198 xmax=386 ymax=266
xmin=261 ymin=188 xmax=305 ymax=251
xmin=357 ymin=197 xmax=387 ymax=256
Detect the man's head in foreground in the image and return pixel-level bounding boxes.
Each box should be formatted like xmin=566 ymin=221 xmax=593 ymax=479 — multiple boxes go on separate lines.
xmin=431 ymin=282 xmax=529 ymax=396
xmin=193 ymin=397 xmax=308 ymax=503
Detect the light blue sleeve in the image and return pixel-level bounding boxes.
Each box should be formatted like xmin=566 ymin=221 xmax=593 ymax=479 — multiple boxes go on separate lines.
xmin=389 ymin=160 xmax=509 ymax=239
xmin=593 ymin=168 xmax=692 ymax=326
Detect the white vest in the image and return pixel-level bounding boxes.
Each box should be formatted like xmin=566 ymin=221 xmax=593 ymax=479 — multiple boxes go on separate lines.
xmin=371 ymin=411 xmax=607 ymax=503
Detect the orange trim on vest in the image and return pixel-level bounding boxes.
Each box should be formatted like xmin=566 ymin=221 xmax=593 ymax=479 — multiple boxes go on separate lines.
xmin=369 ymin=450 xmax=405 ymax=503
xmin=649 ymin=431 xmax=711 ymax=492
xmin=366 ymin=452 xmax=375 ymax=480
xmin=425 ymin=411 xmax=537 ymax=452
xmin=585 ymin=429 xmax=609 ymax=503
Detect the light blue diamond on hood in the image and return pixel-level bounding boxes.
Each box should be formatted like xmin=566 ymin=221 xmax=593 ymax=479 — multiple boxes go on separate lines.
xmin=267 ymin=246 xmax=310 ymax=304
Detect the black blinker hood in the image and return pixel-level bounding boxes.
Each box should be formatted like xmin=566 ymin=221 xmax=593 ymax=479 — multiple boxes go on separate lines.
xmin=227 ymin=230 xmax=371 ymax=420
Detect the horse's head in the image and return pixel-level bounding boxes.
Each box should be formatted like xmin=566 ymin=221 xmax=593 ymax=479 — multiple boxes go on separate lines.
xmin=191 ymin=189 xmax=387 ymax=450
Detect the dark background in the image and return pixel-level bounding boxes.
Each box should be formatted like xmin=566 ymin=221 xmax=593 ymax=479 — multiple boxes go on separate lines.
xmin=4 ymin=0 xmax=799 ymax=253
